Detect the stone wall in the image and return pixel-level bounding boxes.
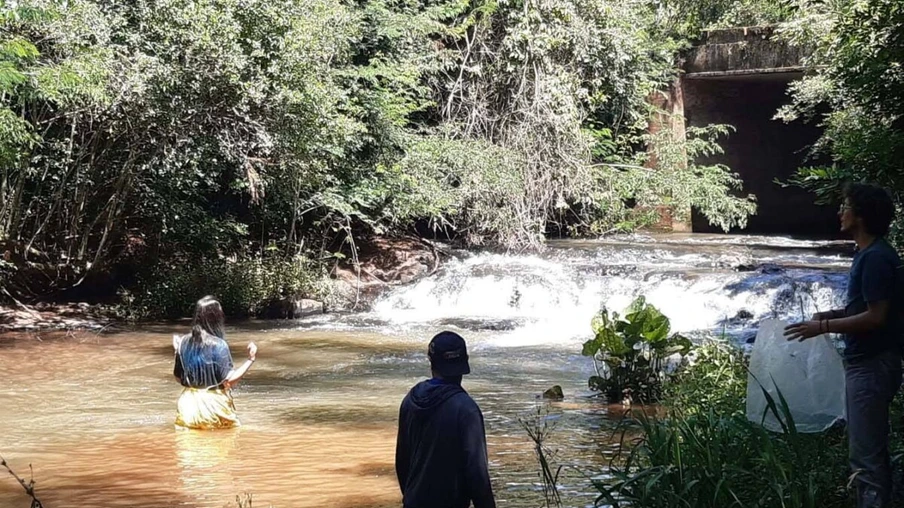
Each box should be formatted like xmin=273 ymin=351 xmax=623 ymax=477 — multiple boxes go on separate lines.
xmin=684 ymin=26 xmax=811 ymax=77
xmin=645 ymin=79 xmax=691 ymax=232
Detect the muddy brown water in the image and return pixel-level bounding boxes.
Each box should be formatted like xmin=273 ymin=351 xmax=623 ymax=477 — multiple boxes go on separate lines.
xmin=0 ymin=325 xmax=620 ymax=508
xmin=0 ymin=235 xmax=850 ymax=507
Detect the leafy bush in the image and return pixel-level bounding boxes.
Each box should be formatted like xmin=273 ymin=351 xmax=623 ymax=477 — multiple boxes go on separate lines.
xmin=778 ymin=0 xmax=904 ymax=249
xmin=597 ymin=384 xmax=851 ymax=508
xmin=581 ymin=296 xmax=692 ymax=404
xmin=663 ymin=340 xmax=748 ymax=417
xmin=123 ymin=256 xmax=334 ymax=319
xmin=658 ymin=0 xmax=795 ymax=38
xmin=615 ymin=124 xmax=758 ymax=233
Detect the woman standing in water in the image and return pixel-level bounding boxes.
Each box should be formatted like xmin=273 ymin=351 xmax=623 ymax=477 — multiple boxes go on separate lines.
xmin=172 ymin=296 xmax=257 ymax=429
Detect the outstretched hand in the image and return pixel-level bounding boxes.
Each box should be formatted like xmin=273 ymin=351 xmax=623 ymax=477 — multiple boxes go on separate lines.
xmin=784 ymin=321 xmax=821 ymax=342
xmin=247 ymin=342 xmax=258 ymax=361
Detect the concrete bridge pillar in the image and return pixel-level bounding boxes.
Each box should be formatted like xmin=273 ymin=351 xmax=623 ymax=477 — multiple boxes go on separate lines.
xmin=646 ymin=79 xmax=692 ymax=232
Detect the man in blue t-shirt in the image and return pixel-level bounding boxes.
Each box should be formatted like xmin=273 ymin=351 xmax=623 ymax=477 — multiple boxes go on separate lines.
xmin=786 ymin=183 xmax=903 ymax=508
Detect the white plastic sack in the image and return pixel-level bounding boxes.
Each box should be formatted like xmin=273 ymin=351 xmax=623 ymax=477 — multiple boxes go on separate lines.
xmin=746 ymin=319 xmax=846 ymax=433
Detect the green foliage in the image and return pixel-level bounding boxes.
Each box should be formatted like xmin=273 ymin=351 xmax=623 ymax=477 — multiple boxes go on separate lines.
xmin=124 ymin=255 xmax=333 ymax=319
xmin=0 ymin=0 xmax=762 ymax=311
xmin=595 ymin=344 xmax=904 ymax=508
xmin=664 ymin=340 xmax=749 ymax=417
xmin=778 ymin=0 xmax=904 ymax=248
xmin=581 ymin=296 xmax=692 ymax=404
xmin=614 ymin=124 xmax=757 ymax=232
xmin=657 ymin=0 xmax=795 ymax=39
xmin=597 ymin=371 xmax=851 ymax=508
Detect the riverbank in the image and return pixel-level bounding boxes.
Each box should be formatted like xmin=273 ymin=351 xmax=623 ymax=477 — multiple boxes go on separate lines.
xmin=0 ymin=302 xmax=115 ymax=332
xmin=1 ymin=235 xmax=446 ymax=332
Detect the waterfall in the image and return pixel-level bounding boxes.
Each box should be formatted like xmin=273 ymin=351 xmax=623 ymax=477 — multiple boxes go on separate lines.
xmin=320 ymin=235 xmax=851 ymax=346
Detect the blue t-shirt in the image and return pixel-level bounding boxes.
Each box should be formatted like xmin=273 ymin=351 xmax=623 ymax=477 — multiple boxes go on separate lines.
xmin=843 ymin=238 xmax=904 ymax=360
xmin=173 ymin=334 xmax=234 ymax=389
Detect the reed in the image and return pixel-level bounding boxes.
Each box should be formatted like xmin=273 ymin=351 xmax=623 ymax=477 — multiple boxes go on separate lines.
xmin=520 ymin=404 xmax=563 ymax=508
xmin=595 ymin=374 xmax=852 ymax=507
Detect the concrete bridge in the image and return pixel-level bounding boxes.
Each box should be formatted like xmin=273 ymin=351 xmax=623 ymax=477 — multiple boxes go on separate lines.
xmin=653 ymin=26 xmax=838 ymax=236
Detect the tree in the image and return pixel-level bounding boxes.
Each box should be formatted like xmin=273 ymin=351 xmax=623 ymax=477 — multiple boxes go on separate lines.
xmin=778 ymin=0 xmax=904 ymax=245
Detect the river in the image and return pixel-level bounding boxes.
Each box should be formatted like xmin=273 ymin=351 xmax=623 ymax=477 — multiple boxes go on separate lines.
xmin=0 ymin=234 xmax=850 ymax=508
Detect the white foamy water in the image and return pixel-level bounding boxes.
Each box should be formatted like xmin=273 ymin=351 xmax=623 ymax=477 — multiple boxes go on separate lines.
xmin=318 ymin=235 xmax=851 ymax=347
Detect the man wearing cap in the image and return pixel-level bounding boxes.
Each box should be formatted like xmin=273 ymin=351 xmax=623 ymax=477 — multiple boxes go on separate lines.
xmin=395 ymin=331 xmax=496 ymax=508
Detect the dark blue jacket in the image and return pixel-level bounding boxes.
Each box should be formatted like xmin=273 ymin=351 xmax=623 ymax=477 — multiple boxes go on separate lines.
xmin=395 ymin=379 xmax=496 ymax=508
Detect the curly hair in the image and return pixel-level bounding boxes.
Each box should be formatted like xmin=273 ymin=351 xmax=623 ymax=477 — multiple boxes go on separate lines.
xmin=843 ymin=183 xmax=896 ymax=237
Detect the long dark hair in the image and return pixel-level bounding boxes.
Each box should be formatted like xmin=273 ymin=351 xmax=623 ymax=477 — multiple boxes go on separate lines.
xmin=180 ymin=296 xmax=231 ymax=388
xmin=191 ymin=295 xmax=226 ymax=343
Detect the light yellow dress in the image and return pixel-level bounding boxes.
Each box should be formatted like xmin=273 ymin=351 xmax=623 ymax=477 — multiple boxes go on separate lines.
xmin=175 ymin=387 xmax=240 ymax=430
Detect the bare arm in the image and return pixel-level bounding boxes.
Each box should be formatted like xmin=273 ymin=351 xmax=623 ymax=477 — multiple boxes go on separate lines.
xmin=223 ymin=342 xmax=257 ymax=389
xmin=824 ymin=301 xmax=889 ymax=335
xmin=786 ymin=301 xmax=889 ymax=341
xmin=787 ymin=249 xmax=896 ymax=342
xmin=814 ymin=309 xmax=845 ymax=320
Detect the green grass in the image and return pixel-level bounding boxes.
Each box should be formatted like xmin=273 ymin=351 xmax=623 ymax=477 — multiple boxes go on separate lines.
xmin=593 ymin=341 xmax=863 ymax=508
xmin=596 ymin=386 xmax=850 ymax=508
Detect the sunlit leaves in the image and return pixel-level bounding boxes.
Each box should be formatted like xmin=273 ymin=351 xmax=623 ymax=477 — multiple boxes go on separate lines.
xmin=582 ymin=296 xmax=691 ymax=403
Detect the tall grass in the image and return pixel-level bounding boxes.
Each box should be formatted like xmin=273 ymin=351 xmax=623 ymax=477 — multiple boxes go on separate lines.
xmin=596 ymin=383 xmax=850 ymax=508
xmin=593 ymin=340 xmax=856 ymax=508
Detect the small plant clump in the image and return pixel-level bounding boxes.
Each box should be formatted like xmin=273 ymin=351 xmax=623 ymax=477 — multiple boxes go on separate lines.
xmin=581 ymin=296 xmax=692 ymax=404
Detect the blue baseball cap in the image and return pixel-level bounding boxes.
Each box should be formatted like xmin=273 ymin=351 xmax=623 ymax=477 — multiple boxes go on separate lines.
xmin=428 ymin=331 xmax=471 ymax=377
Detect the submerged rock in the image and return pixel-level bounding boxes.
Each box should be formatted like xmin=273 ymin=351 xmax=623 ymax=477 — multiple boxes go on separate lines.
xmin=759 ymin=263 xmax=785 ymax=274
xmin=736 ymin=262 xmax=786 ymax=274
xmin=261 ymin=298 xmax=325 ymax=319
xmin=542 ymin=385 xmax=564 ymax=401
xmin=437 ymin=318 xmax=519 ymax=332
xmin=735 ymin=309 xmax=754 ymax=321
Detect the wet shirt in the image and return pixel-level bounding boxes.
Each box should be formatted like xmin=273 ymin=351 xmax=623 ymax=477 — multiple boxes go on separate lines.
xmin=844 ymin=238 xmax=904 ymax=360
xmin=173 ymin=335 xmax=234 ymax=389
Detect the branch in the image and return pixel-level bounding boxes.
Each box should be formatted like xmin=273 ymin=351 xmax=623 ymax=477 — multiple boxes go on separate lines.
xmin=0 ymin=455 xmax=44 ymax=508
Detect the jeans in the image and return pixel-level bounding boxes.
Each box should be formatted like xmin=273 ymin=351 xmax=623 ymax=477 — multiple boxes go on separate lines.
xmin=846 ymin=349 xmax=903 ymax=508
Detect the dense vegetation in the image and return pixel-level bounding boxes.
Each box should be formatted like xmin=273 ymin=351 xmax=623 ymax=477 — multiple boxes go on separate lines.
xmin=0 ymin=0 xmax=767 ymax=314
xmin=778 ymin=0 xmax=904 ymax=245
xmin=594 ymin=339 xmax=904 ymax=508
xmin=0 ymin=0 xmax=899 ymax=315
